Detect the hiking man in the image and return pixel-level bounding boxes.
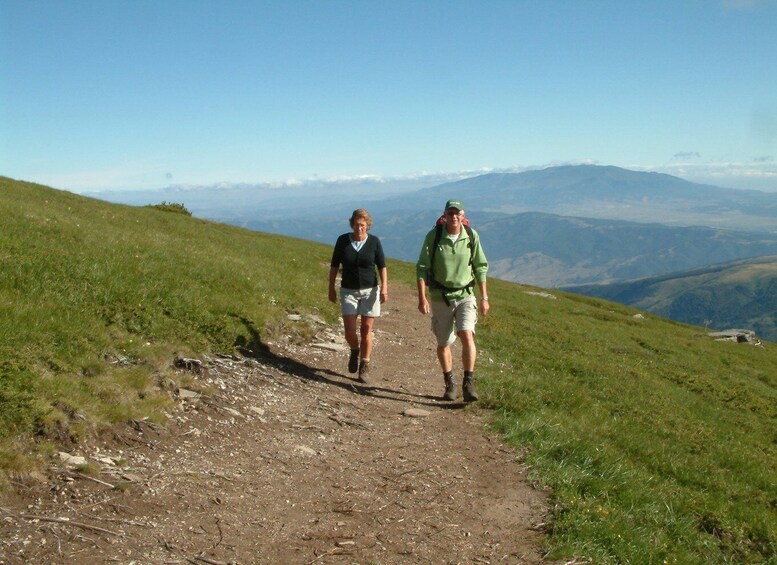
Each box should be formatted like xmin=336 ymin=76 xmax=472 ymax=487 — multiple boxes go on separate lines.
xmin=416 ymin=199 xmax=489 ymax=402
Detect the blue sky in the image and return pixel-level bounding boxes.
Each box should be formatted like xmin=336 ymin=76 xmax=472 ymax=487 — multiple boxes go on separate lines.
xmin=2 ymin=0 xmax=777 ymax=193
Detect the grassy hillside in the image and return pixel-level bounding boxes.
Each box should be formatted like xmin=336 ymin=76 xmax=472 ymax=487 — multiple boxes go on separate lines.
xmin=0 ymin=177 xmax=336 ymax=473
xmin=479 ymin=287 xmax=776 ymax=562
xmin=2 ymin=177 xmax=775 ymax=563
xmin=566 ymin=256 xmax=777 ymax=342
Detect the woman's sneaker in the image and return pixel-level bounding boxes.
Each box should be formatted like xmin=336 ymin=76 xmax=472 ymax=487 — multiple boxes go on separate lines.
xmin=358 ymin=360 xmax=370 ymax=383
xmin=348 ymin=348 xmax=359 ymax=373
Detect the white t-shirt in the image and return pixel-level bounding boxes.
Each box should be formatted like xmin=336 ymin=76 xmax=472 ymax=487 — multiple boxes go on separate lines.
xmin=350 ymin=235 xmax=367 ymax=252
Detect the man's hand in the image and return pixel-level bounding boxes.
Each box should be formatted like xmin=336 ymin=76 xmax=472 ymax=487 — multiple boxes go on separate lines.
xmin=417 ymin=279 xmax=430 ymax=314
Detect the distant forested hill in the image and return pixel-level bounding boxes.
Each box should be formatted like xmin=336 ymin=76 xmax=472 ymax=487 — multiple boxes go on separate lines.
xmin=565 ymin=255 xmax=777 ymax=342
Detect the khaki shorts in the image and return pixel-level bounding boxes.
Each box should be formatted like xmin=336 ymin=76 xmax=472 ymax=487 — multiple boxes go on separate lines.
xmin=340 ymin=286 xmax=381 ymax=317
xmin=430 ymin=295 xmax=478 ymax=347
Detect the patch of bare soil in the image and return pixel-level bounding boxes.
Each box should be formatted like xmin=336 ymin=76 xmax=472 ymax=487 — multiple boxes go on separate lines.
xmin=1 ymin=285 xmax=551 ymax=564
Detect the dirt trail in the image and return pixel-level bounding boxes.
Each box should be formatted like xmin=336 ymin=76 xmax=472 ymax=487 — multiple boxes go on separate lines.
xmin=1 ymin=284 xmax=551 ymax=564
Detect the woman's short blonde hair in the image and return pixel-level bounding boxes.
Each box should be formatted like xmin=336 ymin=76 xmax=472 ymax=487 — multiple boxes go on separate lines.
xmin=349 ymin=208 xmax=373 ymax=230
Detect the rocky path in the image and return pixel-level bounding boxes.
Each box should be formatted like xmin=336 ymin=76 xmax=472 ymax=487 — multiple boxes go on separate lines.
xmin=0 ymin=284 xmax=550 ymax=564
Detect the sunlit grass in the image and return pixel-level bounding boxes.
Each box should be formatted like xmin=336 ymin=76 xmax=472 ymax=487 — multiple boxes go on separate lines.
xmin=479 ymin=281 xmax=776 ymax=563
xmin=1 ymin=177 xmax=336 ymax=473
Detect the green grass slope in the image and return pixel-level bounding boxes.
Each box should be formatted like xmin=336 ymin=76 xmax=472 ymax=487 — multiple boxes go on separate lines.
xmin=2 ymin=177 xmax=775 ymax=563
xmin=1 ymin=177 xmax=335 ymax=472
xmin=566 ymin=256 xmax=777 ymax=342
xmin=479 ymin=288 xmax=776 ymax=563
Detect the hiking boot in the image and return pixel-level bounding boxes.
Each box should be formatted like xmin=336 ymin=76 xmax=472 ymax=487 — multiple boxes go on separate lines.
xmin=443 ymin=373 xmax=457 ymax=401
xmin=463 ymin=374 xmax=479 ymax=402
xmin=357 ymin=360 xmax=370 ymax=383
xmin=348 ymin=348 xmax=359 ymax=373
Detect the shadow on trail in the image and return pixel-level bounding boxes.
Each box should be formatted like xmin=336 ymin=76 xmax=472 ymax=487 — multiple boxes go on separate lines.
xmin=358 ymin=383 xmax=470 ymax=410
xmin=233 ymin=315 xmax=465 ymax=410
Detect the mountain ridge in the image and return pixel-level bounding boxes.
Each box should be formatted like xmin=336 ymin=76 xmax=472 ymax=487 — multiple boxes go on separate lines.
xmin=244 ymin=208 xmax=777 ymax=287
xmin=91 ymin=165 xmax=777 ymax=232
xmin=395 ymin=165 xmax=777 ymax=229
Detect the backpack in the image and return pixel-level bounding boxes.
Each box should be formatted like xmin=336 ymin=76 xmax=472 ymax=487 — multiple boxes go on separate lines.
xmin=427 ymin=215 xmax=475 ymax=305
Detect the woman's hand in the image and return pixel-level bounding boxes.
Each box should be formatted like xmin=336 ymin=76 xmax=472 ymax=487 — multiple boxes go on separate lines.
xmin=328 ymin=287 xmax=337 ymax=303
xmin=380 ymin=291 xmax=388 ymax=304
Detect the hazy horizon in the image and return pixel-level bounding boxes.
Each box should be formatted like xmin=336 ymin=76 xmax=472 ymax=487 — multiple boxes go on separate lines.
xmin=3 ymin=1 xmax=776 ymax=193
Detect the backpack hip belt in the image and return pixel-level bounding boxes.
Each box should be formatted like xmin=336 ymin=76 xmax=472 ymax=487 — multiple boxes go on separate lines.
xmin=435 ymin=280 xmax=475 ymax=306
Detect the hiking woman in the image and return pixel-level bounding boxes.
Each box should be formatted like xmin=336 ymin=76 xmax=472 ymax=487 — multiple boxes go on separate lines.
xmin=329 ymin=209 xmax=388 ymax=382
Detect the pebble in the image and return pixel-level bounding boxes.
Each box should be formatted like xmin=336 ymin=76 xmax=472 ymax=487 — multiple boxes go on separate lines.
xmin=402 ymin=408 xmax=431 ymax=418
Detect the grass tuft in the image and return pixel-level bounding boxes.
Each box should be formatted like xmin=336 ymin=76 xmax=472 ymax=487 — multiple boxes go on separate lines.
xmin=146 ymin=201 xmax=192 ymax=215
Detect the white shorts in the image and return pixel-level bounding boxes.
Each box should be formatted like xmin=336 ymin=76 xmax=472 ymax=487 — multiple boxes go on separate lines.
xmin=340 ymin=286 xmax=381 ymax=317
xmin=430 ymin=295 xmax=478 ymax=347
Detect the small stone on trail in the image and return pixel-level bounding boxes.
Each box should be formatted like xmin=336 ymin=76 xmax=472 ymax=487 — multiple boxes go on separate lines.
xmin=307 ymin=314 xmax=327 ymax=325
xmin=57 ymin=452 xmax=87 ymax=468
xmin=174 ymin=357 xmax=203 ymax=373
xmin=294 ymin=445 xmax=317 ymax=456
xmin=311 ymin=342 xmax=349 ymax=352
xmin=402 ymin=408 xmax=431 ymax=418
xmin=177 ymin=388 xmax=200 ymax=400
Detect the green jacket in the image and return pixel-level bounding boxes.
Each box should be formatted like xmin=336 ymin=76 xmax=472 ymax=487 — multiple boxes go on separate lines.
xmin=416 ymin=225 xmax=488 ymax=301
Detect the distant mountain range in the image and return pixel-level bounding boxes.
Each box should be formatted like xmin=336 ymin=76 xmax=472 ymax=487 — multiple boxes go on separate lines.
xmin=96 ymin=165 xmax=777 ymax=287
xmin=245 ymin=209 xmax=777 ymax=288
xmin=564 ymin=255 xmax=777 ymax=341
xmin=93 ymin=164 xmax=777 ymax=338
xmin=389 ymin=165 xmax=777 ymax=232
xmin=224 ymin=165 xmax=777 ymax=288
xmin=96 ymin=164 xmax=777 ymax=233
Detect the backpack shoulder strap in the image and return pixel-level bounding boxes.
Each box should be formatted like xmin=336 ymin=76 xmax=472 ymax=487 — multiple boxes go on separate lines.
xmin=430 ymin=223 xmax=444 ymax=267
xmin=464 ymin=224 xmax=474 ymax=265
